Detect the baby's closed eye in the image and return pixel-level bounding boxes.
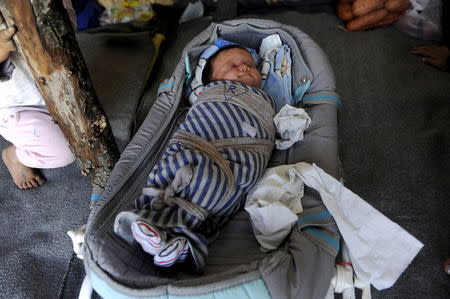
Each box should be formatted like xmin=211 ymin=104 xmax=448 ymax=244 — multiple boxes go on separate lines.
xmin=223 ymin=64 xmax=235 ymax=71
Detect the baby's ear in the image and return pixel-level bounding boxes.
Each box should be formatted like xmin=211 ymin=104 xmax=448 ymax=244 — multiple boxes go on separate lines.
xmin=202 ymin=61 xmax=212 ymax=85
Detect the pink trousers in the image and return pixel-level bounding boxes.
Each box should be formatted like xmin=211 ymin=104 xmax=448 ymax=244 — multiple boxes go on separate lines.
xmin=0 ymin=110 xmax=75 ymax=168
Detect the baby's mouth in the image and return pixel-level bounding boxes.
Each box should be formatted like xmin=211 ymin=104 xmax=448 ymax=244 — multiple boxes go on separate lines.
xmin=239 ymin=73 xmax=253 ymax=78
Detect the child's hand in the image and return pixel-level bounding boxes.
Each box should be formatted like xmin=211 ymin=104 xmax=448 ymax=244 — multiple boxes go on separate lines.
xmin=0 ymin=13 xmax=17 ymax=63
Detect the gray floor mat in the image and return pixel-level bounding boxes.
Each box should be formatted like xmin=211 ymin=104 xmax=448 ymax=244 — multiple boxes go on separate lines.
xmin=0 ymin=137 xmax=91 ymax=298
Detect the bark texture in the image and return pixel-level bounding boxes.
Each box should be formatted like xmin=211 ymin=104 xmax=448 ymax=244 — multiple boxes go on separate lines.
xmin=0 ymin=0 xmax=120 ymax=188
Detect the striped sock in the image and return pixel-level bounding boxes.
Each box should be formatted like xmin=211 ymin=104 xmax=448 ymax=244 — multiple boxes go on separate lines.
xmin=131 ymin=220 xmax=166 ymax=256
xmin=154 ymin=237 xmax=190 ymax=267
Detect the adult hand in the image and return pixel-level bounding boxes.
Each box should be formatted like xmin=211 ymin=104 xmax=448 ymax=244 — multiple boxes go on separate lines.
xmin=0 ymin=13 xmax=17 ymax=63
xmin=411 ymin=45 xmax=450 ymax=71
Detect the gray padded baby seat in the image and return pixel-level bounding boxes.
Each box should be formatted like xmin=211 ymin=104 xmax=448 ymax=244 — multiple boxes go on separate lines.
xmin=83 ymin=19 xmax=341 ymax=299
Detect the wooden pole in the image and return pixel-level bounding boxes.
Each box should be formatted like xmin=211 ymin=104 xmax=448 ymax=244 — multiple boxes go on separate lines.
xmin=0 ymin=0 xmax=120 ymax=188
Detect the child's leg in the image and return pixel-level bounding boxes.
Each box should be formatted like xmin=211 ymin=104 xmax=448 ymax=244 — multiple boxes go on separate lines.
xmin=0 ymin=110 xmax=75 ymax=188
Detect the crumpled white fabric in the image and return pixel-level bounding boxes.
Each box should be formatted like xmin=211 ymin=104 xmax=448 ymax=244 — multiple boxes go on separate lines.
xmin=274 ymin=104 xmax=311 ymax=150
xmin=245 ymin=165 xmax=304 ymax=251
xmin=293 ymin=162 xmax=423 ymax=290
xmin=246 ymin=162 xmax=424 ymax=290
xmin=259 ymin=33 xmax=282 ymax=62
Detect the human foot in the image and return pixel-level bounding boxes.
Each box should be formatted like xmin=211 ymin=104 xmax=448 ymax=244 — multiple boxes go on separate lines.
xmin=131 ymin=220 xmax=167 ymax=255
xmin=1 ymin=145 xmax=46 ymax=189
xmin=154 ymin=237 xmax=190 ymax=267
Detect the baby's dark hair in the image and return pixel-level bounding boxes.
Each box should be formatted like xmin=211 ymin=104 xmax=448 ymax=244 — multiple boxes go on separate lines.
xmin=201 ymin=45 xmax=251 ymax=85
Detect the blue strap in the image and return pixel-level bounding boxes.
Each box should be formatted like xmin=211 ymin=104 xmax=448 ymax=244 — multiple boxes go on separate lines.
xmin=157 ymin=81 xmax=174 ymax=93
xmin=303 ymin=227 xmax=340 ymax=251
xmin=297 ymin=210 xmax=332 ymax=224
xmin=293 ymin=80 xmax=312 ymax=105
xmin=303 ymin=94 xmax=342 ymax=107
xmin=184 ymin=55 xmax=192 ymax=83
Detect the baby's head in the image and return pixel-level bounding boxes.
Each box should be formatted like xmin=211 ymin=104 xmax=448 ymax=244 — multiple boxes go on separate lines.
xmin=203 ymin=46 xmax=261 ymax=88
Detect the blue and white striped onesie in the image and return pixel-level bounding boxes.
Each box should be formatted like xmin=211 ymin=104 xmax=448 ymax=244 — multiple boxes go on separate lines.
xmin=120 ymin=81 xmax=275 ymax=272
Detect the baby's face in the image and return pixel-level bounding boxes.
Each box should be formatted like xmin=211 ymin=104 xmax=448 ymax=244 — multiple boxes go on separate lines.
xmin=209 ymin=48 xmax=261 ymax=88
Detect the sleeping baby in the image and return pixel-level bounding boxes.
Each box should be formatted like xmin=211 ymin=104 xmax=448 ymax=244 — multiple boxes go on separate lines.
xmin=115 ymin=43 xmax=277 ymax=272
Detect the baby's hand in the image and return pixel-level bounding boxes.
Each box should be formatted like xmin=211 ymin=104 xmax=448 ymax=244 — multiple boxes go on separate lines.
xmin=0 ymin=13 xmax=17 ymax=63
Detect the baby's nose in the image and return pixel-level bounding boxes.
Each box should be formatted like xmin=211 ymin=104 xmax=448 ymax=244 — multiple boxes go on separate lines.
xmin=239 ymin=64 xmax=250 ymax=71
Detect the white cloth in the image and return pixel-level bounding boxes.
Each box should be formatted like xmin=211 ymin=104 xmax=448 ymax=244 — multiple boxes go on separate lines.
xmin=274 ymin=104 xmax=311 ymax=150
xmin=259 ymin=33 xmax=282 ymax=60
xmin=246 ymin=162 xmax=424 ymax=290
xmin=0 ymin=53 xmax=46 ymax=121
xmin=294 ymin=162 xmax=423 ymax=290
xmin=245 ymin=165 xmax=304 ymax=251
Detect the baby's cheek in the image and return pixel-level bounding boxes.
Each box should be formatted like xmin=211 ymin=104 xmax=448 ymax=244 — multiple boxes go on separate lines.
xmin=254 ymin=72 xmax=262 ymax=85
xmin=224 ymin=72 xmax=240 ymax=81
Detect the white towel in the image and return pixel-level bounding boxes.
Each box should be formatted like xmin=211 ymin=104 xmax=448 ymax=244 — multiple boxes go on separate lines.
xmin=274 ymin=104 xmax=311 ymax=150
xmin=245 ymin=165 xmax=304 ymax=251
